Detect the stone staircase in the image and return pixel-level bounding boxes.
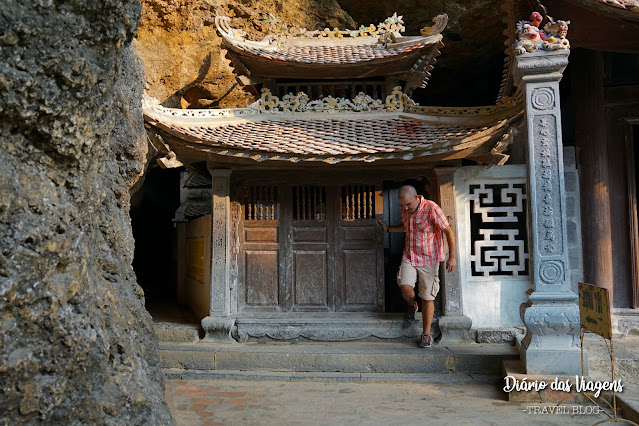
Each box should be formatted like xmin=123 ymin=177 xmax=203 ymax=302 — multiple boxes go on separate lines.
xmin=153 ymin=316 xmax=639 ymax=420
xmin=158 ymin=339 xmax=520 ymax=384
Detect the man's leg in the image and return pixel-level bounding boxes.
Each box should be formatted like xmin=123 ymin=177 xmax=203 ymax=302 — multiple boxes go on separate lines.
xmin=422 ymin=299 xmax=434 ymax=335
xmin=397 ymin=262 xmax=418 ymax=322
xmin=400 ymin=285 xmax=416 ymax=305
xmin=416 ymin=264 xmax=439 ymax=348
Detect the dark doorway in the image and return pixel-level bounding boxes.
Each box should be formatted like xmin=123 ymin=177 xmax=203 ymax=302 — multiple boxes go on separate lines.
xmin=130 ymin=165 xmax=182 ymax=308
xmin=382 ymin=178 xmax=443 ymax=318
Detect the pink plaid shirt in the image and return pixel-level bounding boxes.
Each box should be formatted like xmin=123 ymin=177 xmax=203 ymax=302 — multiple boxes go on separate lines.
xmin=401 ymin=196 xmax=450 ymax=266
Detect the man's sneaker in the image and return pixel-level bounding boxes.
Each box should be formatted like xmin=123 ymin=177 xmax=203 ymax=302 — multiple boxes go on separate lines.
xmin=419 ymin=333 xmax=432 ymax=348
xmin=404 ymin=300 xmax=418 ymax=323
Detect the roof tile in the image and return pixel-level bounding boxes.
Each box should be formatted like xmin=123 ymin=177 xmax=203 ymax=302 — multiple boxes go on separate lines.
xmin=232 ymin=42 xmax=428 ymax=64
xmin=163 ymin=118 xmax=485 ymax=157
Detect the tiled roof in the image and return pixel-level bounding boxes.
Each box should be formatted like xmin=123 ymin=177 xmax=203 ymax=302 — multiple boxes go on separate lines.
xmin=163 ymin=118 xmax=477 ymax=155
xmin=174 ymin=201 xmax=211 ymax=221
xmin=143 ymin=88 xmax=523 ymax=165
xmin=183 ymin=172 xmax=211 ymax=188
xmin=146 ymin=112 xmax=522 ymax=164
xmin=599 ymin=0 xmax=639 ymax=12
xmin=570 ymin=0 xmax=639 ymax=19
xmin=228 ymin=41 xmax=432 ymax=64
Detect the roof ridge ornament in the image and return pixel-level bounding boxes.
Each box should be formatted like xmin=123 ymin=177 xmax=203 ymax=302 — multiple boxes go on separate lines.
xmin=260 ymin=12 xmax=407 ymax=43
xmin=514 ymin=12 xmax=570 ymax=55
xmin=248 ymin=86 xmax=415 ymax=113
xmin=216 ymin=13 xmax=447 ymax=48
xmin=420 ymin=14 xmax=449 ymax=37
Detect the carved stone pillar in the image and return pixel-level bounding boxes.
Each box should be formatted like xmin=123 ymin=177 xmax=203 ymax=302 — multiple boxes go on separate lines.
xmin=434 ymin=167 xmax=473 ymax=343
xmin=514 ymin=50 xmax=585 ymax=374
xmin=201 ymin=168 xmax=235 ymax=342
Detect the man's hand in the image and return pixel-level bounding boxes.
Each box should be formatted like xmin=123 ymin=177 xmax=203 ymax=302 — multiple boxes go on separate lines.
xmin=446 ymin=257 xmax=457 ymax=273
xmin=378 ymin=219 xmax=388 ymax=232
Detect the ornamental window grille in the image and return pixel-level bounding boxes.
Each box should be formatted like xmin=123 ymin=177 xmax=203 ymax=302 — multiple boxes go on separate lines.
xmin=243 ymin=186 xmax=278 ymax=220
xmin=293 ymin=186 xmax=326 ymax=220
xmin=468 ymin=180 xmax=529 ymax=278
xmin=341 ymin=185 xmax=376 ymax=220
xmin=274 ymin=79 xmax=385 ymax=101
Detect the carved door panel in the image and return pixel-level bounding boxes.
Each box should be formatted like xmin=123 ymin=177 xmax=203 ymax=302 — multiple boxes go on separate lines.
xmin=286 ymin=185 xmax=335 ymax=312
xmin=335 ymin=184 xmax=384 ymax=312
xmin=238 ymin=186 xmax=283 ymax=312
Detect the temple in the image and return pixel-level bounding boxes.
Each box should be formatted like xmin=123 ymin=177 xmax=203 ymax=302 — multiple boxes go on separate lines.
xmin=142 ymin=2 xmax=639 ymax=376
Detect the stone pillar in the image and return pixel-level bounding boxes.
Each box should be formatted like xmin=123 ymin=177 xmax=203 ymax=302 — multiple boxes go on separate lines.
xmin=201 ymin=167 xmax=235 ymax=342
xmin=514 ymin=50 xmax=585 ymax=374
xmin=434 ymin=167 xmax=473 ymax=343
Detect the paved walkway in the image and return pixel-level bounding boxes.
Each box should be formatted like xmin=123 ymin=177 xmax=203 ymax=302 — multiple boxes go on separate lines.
xmin=165 ymin=378 xmax=613 ymax=425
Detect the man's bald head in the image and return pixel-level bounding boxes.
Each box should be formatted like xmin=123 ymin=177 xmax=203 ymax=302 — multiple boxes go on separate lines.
xmin=398 ymin=185 xmax=420 ymax=213
xmin=398 ymin=185 xmax=417 ymax=199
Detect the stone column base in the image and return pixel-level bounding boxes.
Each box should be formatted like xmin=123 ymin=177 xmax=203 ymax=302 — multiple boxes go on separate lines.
xmin=520 ymin=343 xmax=588 ymax=375
xmin=201 ymin=316 xmax=236 ymax=342
xmin=438 ymin=315 xmax=474 ymax=344
xmin=519 ymin=293 xmax=584 ymax=375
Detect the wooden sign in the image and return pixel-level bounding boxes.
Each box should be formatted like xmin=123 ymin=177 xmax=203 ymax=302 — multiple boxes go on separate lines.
xmin=578 ymin=282 xmax=612 ymax=340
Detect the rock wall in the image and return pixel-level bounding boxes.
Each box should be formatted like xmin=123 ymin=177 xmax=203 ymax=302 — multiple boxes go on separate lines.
xmin=0 ymin=1 xmax=172 ymax=424
xmin=338 ymin=0 xmax=509 ymax=106
xmin=136 ymin=0 xmax=510 ymax=109
xmin=136 ymin=0 xmax=356 ymax=108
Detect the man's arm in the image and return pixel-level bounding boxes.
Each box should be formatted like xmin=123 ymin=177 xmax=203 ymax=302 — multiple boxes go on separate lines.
xmin=377 ymin=220 xmax=405 ymax=233
xmin=442 ymin=225 xmax=457 ymax=272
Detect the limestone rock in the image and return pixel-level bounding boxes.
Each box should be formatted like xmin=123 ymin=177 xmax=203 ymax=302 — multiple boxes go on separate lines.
xmin=136 ymin=0 xmax=356 ymax=107
xmin=0 ymin=0 xmax=172 ymax=423
xmin=136 ymin=0 xmax=510 ymax=108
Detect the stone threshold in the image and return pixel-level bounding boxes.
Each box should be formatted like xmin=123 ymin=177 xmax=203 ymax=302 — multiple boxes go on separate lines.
xmin=232 ymin=312 xmax=429 ymax=342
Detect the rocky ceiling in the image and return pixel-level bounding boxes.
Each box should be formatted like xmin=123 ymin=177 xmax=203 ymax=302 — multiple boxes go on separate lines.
xmin=136 ymin=0 xmax=525 ymax=109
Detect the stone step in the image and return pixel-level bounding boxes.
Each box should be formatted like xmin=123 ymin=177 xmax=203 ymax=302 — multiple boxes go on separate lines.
xmin=161 ymin=368 xmax=501 ymax=384
xmin=154 ymin=321 xmax=202 ymax=343
xmin=159 ymin=341 xmax=519 ymax=378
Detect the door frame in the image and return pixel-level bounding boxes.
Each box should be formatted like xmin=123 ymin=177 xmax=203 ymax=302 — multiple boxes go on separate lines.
xmin=624 ymin=118 xmax=639 ymax=309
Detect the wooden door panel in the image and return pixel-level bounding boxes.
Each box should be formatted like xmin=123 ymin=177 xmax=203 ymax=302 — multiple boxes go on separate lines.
xmin=343 ymin=249 xmax=377 ymax=307
xmin=288 ymin=185 xmax=334 ymax=312
xmin=244 ymin=250 xmax=279 ymax=307
xmin=237 ymin=184 xmax=282 ymax=312
xmin=342 ymin=225 xmax=376 ymax=241
xmin=293 ymin=227 xmax=327 ymax=242
xmin=292 ymin=250 xmax=329 ymax=309
xmin=336 ymin=184 xmax=384 ymax=312
xmin=245 ymin=227 xmax=278 ymax=242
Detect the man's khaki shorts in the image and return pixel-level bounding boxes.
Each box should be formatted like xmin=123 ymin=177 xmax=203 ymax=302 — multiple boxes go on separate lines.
xmin=396 ymin=261 xmax=440 ymax=301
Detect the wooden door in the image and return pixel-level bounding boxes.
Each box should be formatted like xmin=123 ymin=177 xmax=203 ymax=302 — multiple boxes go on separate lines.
xmin=286 ymin=185 xmax=335 ymax=312
xmin=335 ymin=184 xmax=384 ymax=312
xmin=238 ymin=185 xmax=283 ymax=312
xmin=238 ymin=182 xmax=383 ymax=313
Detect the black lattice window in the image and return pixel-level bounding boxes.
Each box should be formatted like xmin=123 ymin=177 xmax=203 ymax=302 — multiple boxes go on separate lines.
xmin=293 ymin=186 xmax=326 ymax=220
xmin=468 ymin=181 xmax=529 ymax=278
xmin=341 ymin=185 xmax=375 ymax=220
xmin=243 ymin=186 xmax=278 ymax=220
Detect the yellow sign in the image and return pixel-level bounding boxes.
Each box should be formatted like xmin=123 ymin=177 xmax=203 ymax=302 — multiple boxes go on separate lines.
xmin=187 ymin=238 xmax=205 ymax=283
xmin=578 ymin=282 xmax=612 ymax=340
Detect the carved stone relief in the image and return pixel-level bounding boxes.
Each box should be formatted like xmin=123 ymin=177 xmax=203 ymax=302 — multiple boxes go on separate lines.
xmin=533 ymin=114 xmax=564 ymax=256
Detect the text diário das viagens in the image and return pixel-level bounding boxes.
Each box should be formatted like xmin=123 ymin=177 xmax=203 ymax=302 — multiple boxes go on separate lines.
xmin=503 ymin=375 xmax=623 ymax=398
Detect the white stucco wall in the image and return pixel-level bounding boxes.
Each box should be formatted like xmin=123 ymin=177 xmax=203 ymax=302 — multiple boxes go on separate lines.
xmin=455 ymin=165 xmax=531 ymax=328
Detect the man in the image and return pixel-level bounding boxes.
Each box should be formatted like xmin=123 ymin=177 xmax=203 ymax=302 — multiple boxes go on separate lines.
xmin=378 ymin=185 xmax=457 ymax=348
